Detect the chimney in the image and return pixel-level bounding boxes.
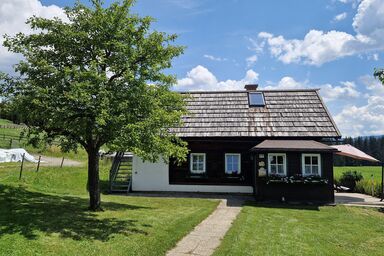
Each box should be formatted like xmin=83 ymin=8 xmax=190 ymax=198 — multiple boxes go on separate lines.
xmin=244 ymin=84 xmax=258 ymax=91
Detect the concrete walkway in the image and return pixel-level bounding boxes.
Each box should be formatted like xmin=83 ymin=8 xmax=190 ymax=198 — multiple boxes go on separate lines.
xmin=335 ymin=192 xmax=384 ymax=207
xmin=166 ymin=197 xmax=245 ymax=256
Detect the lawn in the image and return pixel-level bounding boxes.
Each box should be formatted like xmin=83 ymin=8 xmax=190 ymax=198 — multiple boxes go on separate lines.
xmin=0 ymin=118 xmax=88 ymax=161
xmin=334 ymin=166 xmax=382 ymax=182
xmin=0 ymin=118 xmax=25 ymax=142
xmin=0 ymin=161 xmax=219 ymax=256
xmin=0 ymin=119 xmax=14 ymax=125
xmin=214 ymin=203 xmax=384 ymax=256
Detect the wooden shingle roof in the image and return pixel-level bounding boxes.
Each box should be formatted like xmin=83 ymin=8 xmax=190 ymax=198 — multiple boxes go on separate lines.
xmin=172 ymin=89 xmax=341 ymax=138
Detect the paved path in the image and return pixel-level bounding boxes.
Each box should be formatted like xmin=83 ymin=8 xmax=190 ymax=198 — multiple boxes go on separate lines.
xmin=167 ymin=197 xmax=244 ymax=256
xmin=335 ymin=192 xmax=384 ymax=207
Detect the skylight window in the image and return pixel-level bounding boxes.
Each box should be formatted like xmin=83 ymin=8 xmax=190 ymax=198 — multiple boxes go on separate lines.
xmin=248 ymin=92 xmax=265 ymax=107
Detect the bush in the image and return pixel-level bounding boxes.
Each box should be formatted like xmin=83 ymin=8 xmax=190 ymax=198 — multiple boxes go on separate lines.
xmin=355 ymin=179 xmax=382 ymax=197
xmin=338 ymin=171 xmax=363 ymax=191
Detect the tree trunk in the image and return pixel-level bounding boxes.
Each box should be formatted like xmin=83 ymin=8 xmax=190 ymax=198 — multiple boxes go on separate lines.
xmin=87 ymin=146 xmax=101 ymax=211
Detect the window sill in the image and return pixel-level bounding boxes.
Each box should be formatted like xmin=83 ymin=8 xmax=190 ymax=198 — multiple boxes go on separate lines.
xmin=188 ymin=175 xmax=208 ymax=179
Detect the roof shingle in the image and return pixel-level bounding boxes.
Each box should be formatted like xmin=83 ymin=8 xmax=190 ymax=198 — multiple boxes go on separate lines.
xmin=171 ymin=89 xmax=341 ymax=138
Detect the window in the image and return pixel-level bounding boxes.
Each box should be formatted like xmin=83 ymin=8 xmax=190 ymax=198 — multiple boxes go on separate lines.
xmin=302 ymin=154 xmax=321 ymax=176
xmin=225 ymin=154 xmax=241 ymax=174
xmin=248 ymin=92 xmax=265 ymax=106
xmin=268 ymin=153 xmax=287 ymax=176
xmin=190 ymin=153 xmax=206 ymax=174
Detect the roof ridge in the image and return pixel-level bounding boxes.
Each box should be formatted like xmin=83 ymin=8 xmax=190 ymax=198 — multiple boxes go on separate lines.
xmin=177 ymin=88 xmax=320 ymax=94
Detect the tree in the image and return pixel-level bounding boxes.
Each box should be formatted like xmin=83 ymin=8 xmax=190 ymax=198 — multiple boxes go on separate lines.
xmin=374 ymin=68 xmax=384 ymax=84
xmin=0 ymin=0 xmax=188 ymax=211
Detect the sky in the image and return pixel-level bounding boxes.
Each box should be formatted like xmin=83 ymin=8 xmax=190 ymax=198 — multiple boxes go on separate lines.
xmin=1 ymin=0 xmax=384 ymax=137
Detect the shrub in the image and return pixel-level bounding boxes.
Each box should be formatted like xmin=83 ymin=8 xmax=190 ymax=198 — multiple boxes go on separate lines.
xmin=355 ymin=179 xmax=382 ymax=197
xmin=338 ymin=171 xmax=363 ymax=191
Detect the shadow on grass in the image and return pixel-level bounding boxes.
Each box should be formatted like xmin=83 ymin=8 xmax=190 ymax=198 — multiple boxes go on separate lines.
xmin=244 ymin=201 xmax=320 ymax=211
xmin=0 ymin=185 xmax=151 ymax=241
xmin=100 ymin=179 xmax=111 ymax=194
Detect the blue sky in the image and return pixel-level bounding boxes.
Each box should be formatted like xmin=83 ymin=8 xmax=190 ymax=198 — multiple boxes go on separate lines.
xmin=1 ymin=0 xmax=384 ymax=137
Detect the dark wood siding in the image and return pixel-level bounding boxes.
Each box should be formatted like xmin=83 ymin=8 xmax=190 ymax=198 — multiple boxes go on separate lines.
xmin=169 ymin=137 xmax=335 ymax=202
xmin=255 ymin=151 xmax=334 ymax=202
xmin=169 ymin=138 xmax=261 ymax=186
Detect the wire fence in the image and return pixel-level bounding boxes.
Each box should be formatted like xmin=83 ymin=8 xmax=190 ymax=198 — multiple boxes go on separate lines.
xmin=0 ymin=133 xmax=61 ymax=149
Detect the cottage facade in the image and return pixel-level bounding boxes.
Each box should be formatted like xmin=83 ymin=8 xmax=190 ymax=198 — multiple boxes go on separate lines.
xmin=131 ymin=86 xmax=341 ymax=203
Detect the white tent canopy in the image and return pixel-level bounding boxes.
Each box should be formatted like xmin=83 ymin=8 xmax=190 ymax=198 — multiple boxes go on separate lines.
xmin=332 ymin=144 xmax=383 ymax=201
xmin=0 ymin=148 xmax=38 ymax=163
xmin=331 ymin=144 xmax=380 ymax=163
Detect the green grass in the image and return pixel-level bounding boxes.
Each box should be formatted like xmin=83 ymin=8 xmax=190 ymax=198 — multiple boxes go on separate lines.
xmin=0 ymin=118 xmax=25 ymax=139
xmin=0 ymin=118 xmax=88 ymax=161
xmin=0 ymin=127 xmax=25 ymax=141
xmin=214 ymin=203 xmax=384 ymax=256
xmin=334 ymin=166 xmax=382 ymax=182
xmin=0 ymin=119 xmax=14 ymax=125
xmin=0 ymin=161 xmax=219 ymax=256
xmin=25 ymin=145 xmax=89 ymax=162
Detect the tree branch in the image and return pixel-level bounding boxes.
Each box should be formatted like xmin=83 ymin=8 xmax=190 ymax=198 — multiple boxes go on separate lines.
xmin=108 ymin=67 xmax=127 ymax=83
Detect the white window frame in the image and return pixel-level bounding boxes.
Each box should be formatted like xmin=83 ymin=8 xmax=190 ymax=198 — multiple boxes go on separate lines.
xmin=225 ymin=153 xmax=241 ymax=174
xmin=301 ymin=154 xmax=321 ymax=176
xmin=190 ymin=153 xmax=206 ymax=174
xmin=267 ymin=153 xmax=287 ymax=176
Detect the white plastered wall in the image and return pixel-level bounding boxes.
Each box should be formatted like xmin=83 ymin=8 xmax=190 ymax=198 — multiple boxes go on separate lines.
xmin=131 ymin=155 xmax=253 ymax=193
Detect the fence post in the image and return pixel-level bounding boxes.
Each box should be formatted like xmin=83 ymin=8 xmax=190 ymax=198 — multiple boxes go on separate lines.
xmin=371 ymin=174 xmax=374 ymax=196
xmin=19 ymin=153 xmax=25 ymax=180
xmin=381 ymin=162 xmax=384 ymax=201
xmin=9 ymin=138 xmax=12 ymax=148
xmin=36 ymin=156 xmax=41 ymax=172
xmin=60 ymin=157 xmax=65 ymax=168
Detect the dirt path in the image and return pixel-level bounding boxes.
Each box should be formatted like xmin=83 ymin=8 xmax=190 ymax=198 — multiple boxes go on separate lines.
xmin=32 ymin=155 xmax=83 ymax=167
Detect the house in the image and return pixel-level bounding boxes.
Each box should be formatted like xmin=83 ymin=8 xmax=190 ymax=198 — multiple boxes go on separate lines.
xmin=130 ymin=84 xmax=341 ymax=203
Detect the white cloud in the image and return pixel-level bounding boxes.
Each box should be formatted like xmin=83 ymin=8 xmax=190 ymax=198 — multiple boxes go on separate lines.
xmin=262 ymin=75 xmax=383 ymax=137
xmin=203 ymin=54 xmax=227 ymax=62
xmin=333 ymin=12 xmax=348 ymax=22
xmin=360 ymin=74 xmax=384 ymax=95
xmin=246 ymin=55 xmax=258 ymax=66
xmin=352 ymin=0 xmax=384 ymax=38
xmin=247 ymin=37 xmax=265 ymax=53
xmin=332 ymin=75 xmax=384 ymax=136
xmin=256 ymin=0 xmax=384 ymax=66
xmin=257 ymin=30 xmax=358 ymax=66
xmin=336 ymin=0 xmax=361 ymax=8
xmin=320 ymin=81 xmax=361 ymax=102
xmin=262 ymin=77 xmax=362 ymax=103
xmin=334 ymin=96 xmax=384 ymax=136
xmin=174 ymin=65 xmax=259 ymax=91
xmin=263 ymin=76 xmax=306 ymax=90
xmin=0 ymin=0 xmax=66 ymax=71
